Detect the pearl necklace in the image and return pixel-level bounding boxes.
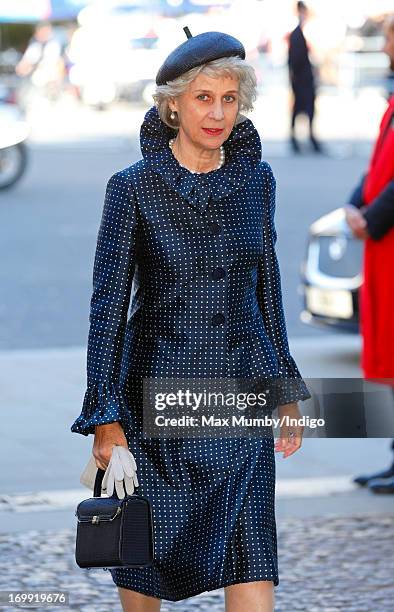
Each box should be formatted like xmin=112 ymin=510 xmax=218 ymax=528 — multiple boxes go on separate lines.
xmin=169 ymin=138 xmax=225 ymax=173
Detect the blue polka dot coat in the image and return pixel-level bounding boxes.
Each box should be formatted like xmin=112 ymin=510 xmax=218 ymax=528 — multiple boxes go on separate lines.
xmin=71 ymin=105 xmax=310 ymax=601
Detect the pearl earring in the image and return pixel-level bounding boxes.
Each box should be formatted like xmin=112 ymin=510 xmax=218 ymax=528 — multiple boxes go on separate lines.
xmin=170 ymin=111 xmax=176 ymax=120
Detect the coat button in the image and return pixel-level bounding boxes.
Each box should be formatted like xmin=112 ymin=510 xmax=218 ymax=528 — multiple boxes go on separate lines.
xmin=212 ymin=267 xmax=225 ymax=280
xmin=209 ymin=222 xmax=222 ymax=235
xmin=211 ymin=313 xmax=225 ymax=325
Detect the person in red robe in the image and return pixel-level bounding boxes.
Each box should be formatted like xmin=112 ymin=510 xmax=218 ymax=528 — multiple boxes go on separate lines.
xmin=345 ymin=14 xmax=394 ymax=493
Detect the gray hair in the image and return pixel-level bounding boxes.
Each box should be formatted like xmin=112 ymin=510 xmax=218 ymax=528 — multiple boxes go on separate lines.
xmin=153 ymin=55 xmax=257 ymax=129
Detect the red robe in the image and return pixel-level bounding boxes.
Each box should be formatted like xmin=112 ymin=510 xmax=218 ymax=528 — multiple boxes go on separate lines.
xmin=360 ymin=95 xmax=394 ymax=381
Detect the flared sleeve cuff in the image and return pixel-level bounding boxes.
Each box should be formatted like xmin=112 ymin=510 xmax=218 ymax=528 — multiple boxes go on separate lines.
xmin=274 ymin=354 xmax=312 ymax=406
xmin=70 ymin=381 xmax=135 ymax=436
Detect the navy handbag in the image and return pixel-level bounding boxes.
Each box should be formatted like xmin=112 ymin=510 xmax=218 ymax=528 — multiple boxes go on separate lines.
xmin=75 ymin=467 xmax=154 ymax=569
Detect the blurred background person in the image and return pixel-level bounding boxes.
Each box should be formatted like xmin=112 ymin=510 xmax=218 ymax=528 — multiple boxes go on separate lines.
xmin=345 ymin=14 xmax=394 ymax=494
xmin=15 ymin=21 xmax=64 ymax=104
xmin=60 ymin=24 xmax=81 ymax=102
xmin=287 ymin=1 xmax=322 ymax=153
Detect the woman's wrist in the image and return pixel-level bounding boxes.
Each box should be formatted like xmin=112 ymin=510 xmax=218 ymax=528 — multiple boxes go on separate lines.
xmin=278 ymin=401 xmax=300 ymax=414
xmin=94 ymin=422 xmax=122 ymax=432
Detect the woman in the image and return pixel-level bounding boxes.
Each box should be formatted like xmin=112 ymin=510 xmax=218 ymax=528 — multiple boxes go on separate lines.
xmin=71 ymin=30 xmax=310 ymax=611
xmin=345 ymin=15 xmax=394 ymax=494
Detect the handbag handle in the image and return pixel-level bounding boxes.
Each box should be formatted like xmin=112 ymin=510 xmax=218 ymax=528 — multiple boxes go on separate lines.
xmin=94 ymin=468 xmax=127 ymax=499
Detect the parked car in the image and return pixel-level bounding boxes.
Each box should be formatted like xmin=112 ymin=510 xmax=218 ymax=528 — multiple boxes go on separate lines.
xmin=0 ymin=83 xmax=29 ymax=190
xmin=299 ymin=207 xmax=363 ymax=332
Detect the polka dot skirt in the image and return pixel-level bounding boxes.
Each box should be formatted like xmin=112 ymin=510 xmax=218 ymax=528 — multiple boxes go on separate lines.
xmin=71 ymin=105 xmax=310 ymax=601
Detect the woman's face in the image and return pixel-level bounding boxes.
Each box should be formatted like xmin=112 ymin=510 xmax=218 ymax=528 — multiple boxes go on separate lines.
xmin=169 ymin=71 xmax=240 ymax=150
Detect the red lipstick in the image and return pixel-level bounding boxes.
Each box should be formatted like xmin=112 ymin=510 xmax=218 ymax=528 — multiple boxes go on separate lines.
xmin=202 ymin=128 xmax=224 ymax=135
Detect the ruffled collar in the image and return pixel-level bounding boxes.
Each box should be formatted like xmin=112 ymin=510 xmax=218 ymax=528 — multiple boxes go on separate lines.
xmin=139 ymin=105 xmax=262 ymax=214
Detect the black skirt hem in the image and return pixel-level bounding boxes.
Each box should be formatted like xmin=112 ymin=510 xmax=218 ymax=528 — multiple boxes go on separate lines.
xmin=113 ymin=573 xmax=280 ymax=603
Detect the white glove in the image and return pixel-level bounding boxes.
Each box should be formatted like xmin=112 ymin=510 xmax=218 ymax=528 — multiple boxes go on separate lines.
xmin=101 ymin=445 xmax=139 ymax=499
xmin=79 ymin=446 xmax=139 ymax=499
xmin=80 ymin=455 xmax=100 ymax=491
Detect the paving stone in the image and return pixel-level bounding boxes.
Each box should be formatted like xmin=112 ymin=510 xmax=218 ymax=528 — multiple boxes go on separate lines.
xmin=0 ymin=515 xmax=392 ymax=610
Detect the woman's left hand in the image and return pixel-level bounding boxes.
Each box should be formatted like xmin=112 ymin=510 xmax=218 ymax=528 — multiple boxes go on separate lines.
xmin=274 ymin=402 xmax=304 ymax=458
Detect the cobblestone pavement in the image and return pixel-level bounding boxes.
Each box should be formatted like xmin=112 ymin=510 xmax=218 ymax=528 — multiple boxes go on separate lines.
xmin=0 ymin=513 xmax=393 ymax=611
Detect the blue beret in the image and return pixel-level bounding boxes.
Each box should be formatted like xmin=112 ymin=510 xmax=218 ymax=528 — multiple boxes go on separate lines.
xmin=156 ymin=30 xmax=246 ymax=86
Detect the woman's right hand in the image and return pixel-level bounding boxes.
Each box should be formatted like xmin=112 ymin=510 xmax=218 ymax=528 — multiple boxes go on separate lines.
xmin=93 ymin=422 xmax=128 ymax=470
xmin=344 ymin=204 xmax=369 ymax=239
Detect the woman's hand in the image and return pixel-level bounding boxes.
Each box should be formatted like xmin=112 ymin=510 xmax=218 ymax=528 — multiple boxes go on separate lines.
xmin=344 ymin=205 xmax=369 ymax=240
xmin=274 ymin=402 xmax=304 ymax=458
xmin=93 ymin=422 xmax=128 ymax=470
